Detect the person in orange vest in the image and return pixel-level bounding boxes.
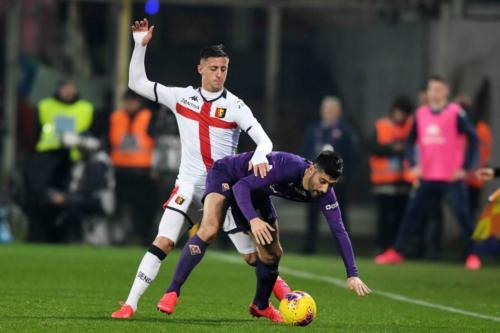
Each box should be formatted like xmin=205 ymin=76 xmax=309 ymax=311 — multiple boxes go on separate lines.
xmin=369 ymin=96 xmax=414 ymax=251
xmin=455 ymin=94 xmax=493 ymax=217
xmin=109 ymin=89 xmax=158 ymax=245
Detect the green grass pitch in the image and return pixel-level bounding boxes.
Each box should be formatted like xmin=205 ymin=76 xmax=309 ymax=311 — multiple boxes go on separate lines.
xmin=1 ymin=244 xmax=499 ymax=333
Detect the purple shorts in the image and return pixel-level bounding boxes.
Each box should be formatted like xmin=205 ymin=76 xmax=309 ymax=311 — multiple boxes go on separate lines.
xmin=205 ymin=163 xmax=277 ymax=233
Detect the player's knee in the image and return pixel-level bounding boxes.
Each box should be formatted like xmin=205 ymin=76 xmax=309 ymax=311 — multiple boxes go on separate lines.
xmin=242 ymin=252 xmax=258 ymax=266
xmin=153 ymin=236 xmax=175 ymax=254
xmin=197 ymin=221 xmax=219 ymax=244
xmin=259 ymin=250 xmax=281 ymax=265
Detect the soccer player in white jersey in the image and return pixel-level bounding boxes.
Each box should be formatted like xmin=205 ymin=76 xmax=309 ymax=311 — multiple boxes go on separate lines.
xmin=112 ymin=18 xmax=291 ymax=319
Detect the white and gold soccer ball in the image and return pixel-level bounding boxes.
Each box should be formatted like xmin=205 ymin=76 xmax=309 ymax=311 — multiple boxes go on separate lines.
xmin=279 ymin=291 xmax=317 ymax=326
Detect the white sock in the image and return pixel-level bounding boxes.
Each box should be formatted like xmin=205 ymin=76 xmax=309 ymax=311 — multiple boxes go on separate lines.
xmin=125 ymin=251 xmax=162 ymax=311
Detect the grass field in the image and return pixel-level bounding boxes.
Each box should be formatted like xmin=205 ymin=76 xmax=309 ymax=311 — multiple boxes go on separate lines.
xmin=1 ymin=244 xmax=500 ymax=333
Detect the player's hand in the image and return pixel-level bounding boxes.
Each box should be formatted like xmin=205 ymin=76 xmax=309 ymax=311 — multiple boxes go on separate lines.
xmin=249 ymin=218 xmax=275 ymax=245
xmin=476 ymin=168 xmax=495 ymax=182
xmin=248 ymin=161 xmax=270 ymax=178
xmin=489 ymin=188 xmax=500 ymax=202
xmin=452 ymin=168 xmax=467 ymax=181
xmin=347 ymin=277 xmax=371 ymax=296
xmin=131 ymin=18 xmax=154 ymax=46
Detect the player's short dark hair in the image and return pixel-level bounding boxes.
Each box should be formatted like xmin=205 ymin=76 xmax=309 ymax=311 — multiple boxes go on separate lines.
xmin=428 ymin=74 xmax=448 ymax=85
xmin=200 ymin=44 xmax=229 ymax=60
xmin=313 ymin=150 xmax=344 ymax=180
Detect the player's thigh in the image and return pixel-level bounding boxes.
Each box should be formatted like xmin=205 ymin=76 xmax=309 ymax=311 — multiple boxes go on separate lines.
xmin=157 ymin=182 xmax=196 ymax=244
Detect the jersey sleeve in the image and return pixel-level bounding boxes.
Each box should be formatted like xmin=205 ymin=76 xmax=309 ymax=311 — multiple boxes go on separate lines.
xmin=232 ymin=158 xmax=297 ymax=222
xmin=231 ymin=99 xmax=259 ymax=133
xmin=320 ymin=189 xmax=359 ymax=277
xmin=231 ymin=99 xmax=273 ymax=165
xmin=128 ymin=32 xmax=180 ymax=111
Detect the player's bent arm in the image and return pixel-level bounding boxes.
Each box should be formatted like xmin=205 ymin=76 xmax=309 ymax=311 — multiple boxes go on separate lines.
xmin=247 ymin=124 xmax=273 ymax=166
xmin=128 ymin=31 xmax=177 ymax=110
xmin=320 ymin=191 xmax=359 ymax=278
xmin=232 ymin=169 xmax=281 ymax=223
xmin=231 ymin=99 xmax=273 ymax=166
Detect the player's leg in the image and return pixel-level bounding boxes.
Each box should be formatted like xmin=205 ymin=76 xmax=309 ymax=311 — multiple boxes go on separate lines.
xmin=225 ymin=205 xmax=291 ymax=301
xmin=111 ymin=183 xmax=194 ymax=318
xmin=446 ymin=181 xmax=481 ymax=270
xmin=248 ymin=221 xmax=283 ymax=322
xmin=375 ymin=181 xmax=438 ymax=264
xmin=157 ymin=192 xmax=228 ymax=314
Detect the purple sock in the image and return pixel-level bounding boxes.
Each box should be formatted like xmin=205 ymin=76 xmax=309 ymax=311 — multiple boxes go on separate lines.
xmin=166 ymin=234 xmax=208 ymax=296
xmin=253 ymin=259 xmax=279 ymax=310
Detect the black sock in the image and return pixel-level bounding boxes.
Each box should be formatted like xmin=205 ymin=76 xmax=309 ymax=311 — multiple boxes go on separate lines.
xmin=253 ymin=259 xmax=279 ymax=310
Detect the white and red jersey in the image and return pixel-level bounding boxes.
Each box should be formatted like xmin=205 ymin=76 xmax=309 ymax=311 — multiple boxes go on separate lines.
xmin=152 ymin=85 xmax=259 ymax=185
xmin=128 ymin=34 xmax=272 ymax=187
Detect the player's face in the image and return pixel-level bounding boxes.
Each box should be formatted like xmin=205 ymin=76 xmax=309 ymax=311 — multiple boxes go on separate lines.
xmin=198 ymin=57 xmax=229 ymax=92
xmin=306 ymin=168 xmax=338 ymax=198
xmin=426 ymin=80 xmax=449 ymax=107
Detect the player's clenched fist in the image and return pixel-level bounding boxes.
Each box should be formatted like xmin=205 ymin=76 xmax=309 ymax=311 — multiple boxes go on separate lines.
xmin=249 ymin=218 xmax=275 ymax=245
xmin=131 ymin=18 xmax=154 ymax=46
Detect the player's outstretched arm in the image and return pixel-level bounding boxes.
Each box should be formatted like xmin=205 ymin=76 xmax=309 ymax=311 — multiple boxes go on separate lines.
xmin=128 ymin=18 xmax=178 ymax=109
xmin=128 ymin=18 xmax=156 ymax=101
xmin=347 ymin=276 xmax=371 ymax=296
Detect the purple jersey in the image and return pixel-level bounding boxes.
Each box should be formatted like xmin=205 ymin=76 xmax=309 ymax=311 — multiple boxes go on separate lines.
xmin=211 ymin=151 xmax=358 ymax=277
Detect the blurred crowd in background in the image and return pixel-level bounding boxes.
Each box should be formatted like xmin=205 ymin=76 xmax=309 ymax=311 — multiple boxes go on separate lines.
xmin=1 ymin=1 xmax=499 ymax=261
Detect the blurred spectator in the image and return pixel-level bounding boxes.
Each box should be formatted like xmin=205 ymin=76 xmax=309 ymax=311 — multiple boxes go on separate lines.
xmin=301 ymin=96 xmax=360 ymax=253
xmin=369 ymin=96 xmax=414 ymax=251
xmin=46 ymin=134 xmax=115 ymax=242
xmin=455 ymin=94 xmax=493 ymax=217
xmin=375 ymin=76 xmax=481 ymax=270
xmin=109 ymin=90 xmax=157 ymax=245
xmin=24 ymin=79 xmax=94 ymax=242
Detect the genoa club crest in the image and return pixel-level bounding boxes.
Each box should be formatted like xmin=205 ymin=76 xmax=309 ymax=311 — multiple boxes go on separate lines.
xmin=215 ymin=107 xmax=227 ymax=119
xmin=175 ymin=195 xmax=185 ymax=205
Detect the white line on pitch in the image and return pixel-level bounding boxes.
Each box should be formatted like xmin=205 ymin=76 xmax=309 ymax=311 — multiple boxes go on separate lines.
xmin=209 ymin=252 xmax=500 ymax=324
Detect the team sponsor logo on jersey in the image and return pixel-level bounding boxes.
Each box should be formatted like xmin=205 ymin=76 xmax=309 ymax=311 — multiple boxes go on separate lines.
xmin=215 ymin=107 xmax=227 ymax=119
xmin=180 ymin=98 xmax=200 ymax=110
xmin=325 ymin=202 xmax=339 ymax=210
xmin=189 ymin=95 xmax=199 ymax=102
xmin=222 ymin=183 xmax=230 ymax=192
xmin=189 ymin=244 xmax=202 ymax=255
xmin=175 ymin=195 xmax=185 ymax=205
xmin=422 ymin=123 xmax=445 ymax=145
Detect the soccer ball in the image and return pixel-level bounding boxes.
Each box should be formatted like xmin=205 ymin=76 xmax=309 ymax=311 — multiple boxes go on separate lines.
xmin=279 ymin=291 xmax=317 ymax=326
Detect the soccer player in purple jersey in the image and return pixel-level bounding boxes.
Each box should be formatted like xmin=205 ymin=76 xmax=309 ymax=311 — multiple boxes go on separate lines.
xmin=162 ymin=150 xmax=371 ymax=322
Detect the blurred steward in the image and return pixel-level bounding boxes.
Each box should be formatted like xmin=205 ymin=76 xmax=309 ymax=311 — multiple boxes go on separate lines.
xmin=301 ymin=95 xmax=360 ymax=253
xmin=24 ymin=80 xmax=94 ymax=242
xmin=374 ymin=76 xmax=481 ymax=270
xmin=109 ymin=89 xmax=158 ymax=245
xmin=369 ymin=96 xmax=414 ymax=251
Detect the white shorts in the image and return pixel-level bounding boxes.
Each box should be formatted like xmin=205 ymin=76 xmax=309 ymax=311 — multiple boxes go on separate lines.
xmin=157 ymin=180 xmax=257 ymax=255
